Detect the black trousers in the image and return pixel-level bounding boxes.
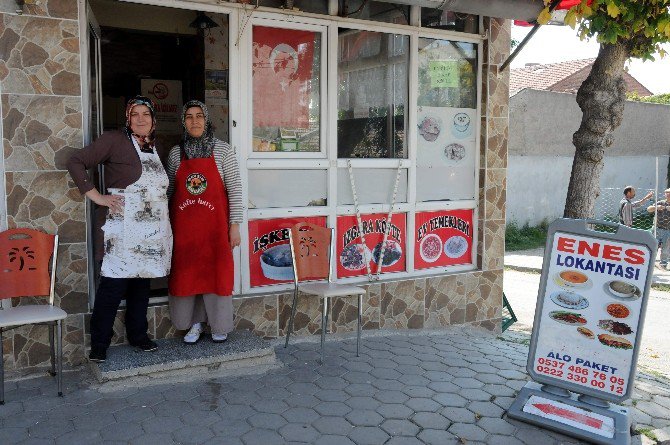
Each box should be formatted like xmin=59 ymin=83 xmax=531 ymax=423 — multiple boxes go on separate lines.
xmin=90 ymin=276 xmax=151 ymax=351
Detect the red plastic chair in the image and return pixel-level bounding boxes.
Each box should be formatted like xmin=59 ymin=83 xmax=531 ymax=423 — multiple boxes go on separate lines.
xmin=0 ymin=228 xmax=65 ymax=404
xmin=284 ymin=222 xmax=366 ymax=363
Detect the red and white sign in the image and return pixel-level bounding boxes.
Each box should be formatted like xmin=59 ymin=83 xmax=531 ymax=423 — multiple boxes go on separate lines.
xmin=252 ymin=26 xmax=316 ymax=129
xmin=414 ymin=209 xmax=473 ymax=269
xmin=531 ymin=232 xmax=650 ymax=398
xmin=523 ymin=395 xmax=615 ymax=438
xmin=248 ymin=216 xmax=326 ymax=288
xmin=141 ymin=79 xmax=183 ymax=135
xmin=336 ymin=214 xmax=406 ymax=278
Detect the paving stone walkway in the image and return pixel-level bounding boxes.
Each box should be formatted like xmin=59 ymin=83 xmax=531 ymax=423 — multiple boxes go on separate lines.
xmin=1 ymin=328 xmax=669 ymax=444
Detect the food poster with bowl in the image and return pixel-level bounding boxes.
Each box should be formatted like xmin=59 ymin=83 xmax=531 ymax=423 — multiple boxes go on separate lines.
xmin=416 ymin=107 xmax=476 ymax=168
xmin=248 ymin=216 xmax=327 ymax=287
xmin=336 ymin=213 xmax=406 ymax=278
xmin=414 ymin=209 xmax=473 ymax=269
xmin=529 ymin=224 xmax=655 ymax=402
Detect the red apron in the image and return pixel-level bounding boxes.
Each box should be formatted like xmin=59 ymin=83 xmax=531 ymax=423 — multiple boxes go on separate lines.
xmin=169 ymin=149 xmax=234 ymax=297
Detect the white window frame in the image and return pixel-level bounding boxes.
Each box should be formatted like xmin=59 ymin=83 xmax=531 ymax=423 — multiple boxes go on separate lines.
xmin=92 ymin=0 xmax=485 ymax=296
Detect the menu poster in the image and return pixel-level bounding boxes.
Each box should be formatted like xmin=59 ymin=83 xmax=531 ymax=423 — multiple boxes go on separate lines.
xmin=414 ymin=209 xmax=473 ymax=269
xmin=336 ymin=213 xmax=406 ymax=278
xmin=531 ymin=232 xmax=650 ymax=399
xmin=248 ymin=216 xmax=326 ymax=288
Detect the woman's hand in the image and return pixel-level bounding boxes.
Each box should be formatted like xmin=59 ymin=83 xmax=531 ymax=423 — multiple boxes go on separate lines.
xmin=229 ymin=224 xmax=241 ymax=248
xmin=85 ymin=189 xmax=123 ymax=213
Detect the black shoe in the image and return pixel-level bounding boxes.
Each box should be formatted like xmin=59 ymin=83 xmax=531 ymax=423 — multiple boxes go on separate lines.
xmin=89 ymin=348 xmax=107 ymax=363
xmin=133 ymin=340 xmax=158 ymax=352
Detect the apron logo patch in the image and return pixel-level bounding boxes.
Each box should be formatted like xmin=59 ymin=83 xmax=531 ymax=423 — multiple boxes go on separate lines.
xmin=186 ymin=173 xmax=207 ymax=195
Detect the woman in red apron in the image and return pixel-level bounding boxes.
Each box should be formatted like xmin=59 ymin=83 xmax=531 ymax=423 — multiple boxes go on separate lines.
xmin=167 ymin=100 xmax=242 ymax=343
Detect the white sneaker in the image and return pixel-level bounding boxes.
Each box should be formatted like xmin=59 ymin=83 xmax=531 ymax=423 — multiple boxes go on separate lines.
xmin=184 ymin=323 xmax=203 ymax=344
xmin=212 ymin=333 xmax=228 ymax=343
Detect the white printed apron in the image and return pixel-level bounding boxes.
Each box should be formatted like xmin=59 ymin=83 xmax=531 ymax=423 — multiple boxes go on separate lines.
xmin=100 ymin=139 xmax=173 ymax=278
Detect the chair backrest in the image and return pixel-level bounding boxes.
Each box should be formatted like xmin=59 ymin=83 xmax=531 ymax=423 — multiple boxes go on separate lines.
xmin=0 ymin=228 xmax=58 ymax=304
xmin=289 ymin=222 xmax=332 ymax=283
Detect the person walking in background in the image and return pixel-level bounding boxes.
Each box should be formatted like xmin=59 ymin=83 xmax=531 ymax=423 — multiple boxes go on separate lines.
xmin=619 ymin=186 xmax=653 ymax=227
xmin=167 ymin=100 xmax=243 ymax=344
xmin=648 ymin=188 xmax=670 ymax=269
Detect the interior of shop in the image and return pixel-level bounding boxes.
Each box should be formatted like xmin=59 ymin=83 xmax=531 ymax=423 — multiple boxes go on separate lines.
xmin=90 ymin=0 xmax=230 ymax=161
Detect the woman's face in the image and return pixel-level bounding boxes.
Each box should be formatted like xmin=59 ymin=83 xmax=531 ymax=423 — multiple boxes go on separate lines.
xmin=184 ymin=106 xmax=206 ymax=138
xmin=129 ymin=104 xmax=153 ymax=136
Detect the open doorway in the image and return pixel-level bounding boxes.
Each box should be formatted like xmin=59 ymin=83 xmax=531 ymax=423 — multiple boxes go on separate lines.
xmin=88 ymin=0 xmax=231 ymax=297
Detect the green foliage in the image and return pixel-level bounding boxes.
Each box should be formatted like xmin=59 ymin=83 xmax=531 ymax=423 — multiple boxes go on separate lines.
xmin=539 ymin=0 xmax=670 ymax=61
xmin=627 ymin=92 xmax=670 ymax=104
xmin=505 ymin=221 xmax=549 ymax=251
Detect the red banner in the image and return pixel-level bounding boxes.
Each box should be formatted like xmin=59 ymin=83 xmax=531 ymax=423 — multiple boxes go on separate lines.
xmin=248 ymin=216 xmax=326 ymax=288
xmin=336 ymin=214 xmax=406 ymax=278
xmin=252 ymin=26 xmax=316 ymax=129
xmin=414 ymin=209 xmax=473 ymax=269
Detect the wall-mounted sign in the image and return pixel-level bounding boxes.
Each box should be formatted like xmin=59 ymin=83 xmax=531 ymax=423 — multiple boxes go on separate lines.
xmin=414 ymin=209 xmax=473 ymax=270
xmin=141 ymin=79 xmax=183 ymax=135
xmin=336 ymin=213 xmax=406 ymax=278
xmin=248 ymin=216 xmax=326 ymax=288
xmin=428 ymin=60 xmax=459 ymax=88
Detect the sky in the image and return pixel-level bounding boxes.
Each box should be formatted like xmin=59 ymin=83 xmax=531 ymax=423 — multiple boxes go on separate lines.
xmin=510 ymin=24 xmax=670 ymax=95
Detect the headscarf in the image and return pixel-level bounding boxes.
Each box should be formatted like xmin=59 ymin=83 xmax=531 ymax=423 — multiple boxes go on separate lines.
xmin=124 ymin=95 xmax=157 ymax=153
xmin=181 ymin=100 xmax=215 ymax=159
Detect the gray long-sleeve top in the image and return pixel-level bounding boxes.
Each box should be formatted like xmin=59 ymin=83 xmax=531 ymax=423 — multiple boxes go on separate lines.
xmin=166 ymin=139 xmax=243 ymax=224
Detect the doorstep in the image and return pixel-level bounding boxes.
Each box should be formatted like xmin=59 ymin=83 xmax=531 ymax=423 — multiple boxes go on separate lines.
xmin=90 ymin=330 xmax=277 ymax=382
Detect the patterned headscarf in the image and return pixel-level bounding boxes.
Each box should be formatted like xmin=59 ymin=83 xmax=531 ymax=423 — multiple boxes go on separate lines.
xmin=181 ymin=100 xmax=215 ymax=159
xmin=124 ymin=95 xmax=157 ymax=153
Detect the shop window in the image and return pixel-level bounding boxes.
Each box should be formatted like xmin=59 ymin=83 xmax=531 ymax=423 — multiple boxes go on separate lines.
xmin=248 ymin=169 xmax=327 ymax=208
xmin=255 ymin=0 xmax=329 ymax=15
xmin=341 ymin=1 xmax=410 ymax=25
xmin=416 ymin=37 xmax=477 ymax=202
xmin=421 ymin=9 xmax=478 ymax=33
xmin=337 ymin=29 xmax=409 ymax=159
xmin=252 ymin=26 xmax=321 ymax=153
xmin=337 ymin=168 xmax=408 ymax=205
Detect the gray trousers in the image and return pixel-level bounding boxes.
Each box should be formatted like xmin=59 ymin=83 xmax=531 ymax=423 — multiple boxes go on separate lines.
xmin=168 ymin=294 xmax=234 ymax=335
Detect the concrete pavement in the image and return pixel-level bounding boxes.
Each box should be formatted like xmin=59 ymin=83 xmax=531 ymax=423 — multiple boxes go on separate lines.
xmin=505 ymin=248 xmax=670 ymax=285
xmin=1 ymin=328 xmax=670 ymax=444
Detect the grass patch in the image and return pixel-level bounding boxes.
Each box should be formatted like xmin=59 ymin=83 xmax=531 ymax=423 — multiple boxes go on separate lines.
xmin=651 ymin=283 xmax=670 ymax=292
xmin=505 ymin=222 xmax=548 ymax=251
xmin=635 ymin=427 xmax=658 ymax=441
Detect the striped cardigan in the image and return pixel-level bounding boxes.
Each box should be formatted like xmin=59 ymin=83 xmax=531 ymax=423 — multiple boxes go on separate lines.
xmin=166 ymin=139 xmax=243 ymax=224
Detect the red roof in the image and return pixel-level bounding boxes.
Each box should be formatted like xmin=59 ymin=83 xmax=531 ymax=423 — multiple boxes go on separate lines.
xmin=510 ymin=58 xmax=653 ymax=96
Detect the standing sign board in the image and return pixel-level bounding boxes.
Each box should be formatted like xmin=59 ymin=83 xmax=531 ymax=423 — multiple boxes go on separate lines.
xmin=507 ymin=219 xmax=656 ymax=445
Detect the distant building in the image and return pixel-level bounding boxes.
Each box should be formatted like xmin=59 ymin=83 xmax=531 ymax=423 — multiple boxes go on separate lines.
xmin=510 ymin=58 xmax=653 ymax=96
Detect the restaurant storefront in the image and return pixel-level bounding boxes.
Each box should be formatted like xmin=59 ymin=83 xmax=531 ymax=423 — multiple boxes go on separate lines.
xmin=0 ymin=0 xmax=510 ymax=370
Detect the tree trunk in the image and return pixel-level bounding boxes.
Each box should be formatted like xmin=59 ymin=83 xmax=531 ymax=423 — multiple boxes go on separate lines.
xmin=563 ymin=43 xmax=630 ymax=219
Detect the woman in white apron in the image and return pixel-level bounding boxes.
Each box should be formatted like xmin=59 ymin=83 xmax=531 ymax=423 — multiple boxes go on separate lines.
xmin=67 ymin=96 xmax=172 ymax=363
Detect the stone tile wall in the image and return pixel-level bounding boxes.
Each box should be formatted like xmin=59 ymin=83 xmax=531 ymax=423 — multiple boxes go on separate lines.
xmin=0 ymin=0 xmax=87 ymax=369
xmin=1 ymin=7 xmax=509 ymax=372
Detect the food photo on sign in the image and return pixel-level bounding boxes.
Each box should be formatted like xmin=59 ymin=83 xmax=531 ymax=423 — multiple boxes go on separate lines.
xmin=414 ymin=209 xmax=473 ymax=269
xmin=336 ymin=214 xmax=406 ymax=278
xmin=416 ymin=106 xmax=476 ymax=168
xmin=248 ymin=216 xmax=326 ymax=287
xmin=531 ymin=232 xmax=650 ymax=398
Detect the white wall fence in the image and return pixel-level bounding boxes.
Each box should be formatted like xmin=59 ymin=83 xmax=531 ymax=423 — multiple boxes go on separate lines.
xmin=507 ymin=155 xmax=670 ymax=227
